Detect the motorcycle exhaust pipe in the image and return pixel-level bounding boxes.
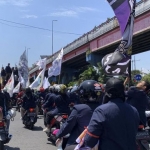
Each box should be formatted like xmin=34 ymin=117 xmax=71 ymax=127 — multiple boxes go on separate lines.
xmin=8 ymin=134 xmax=12 ymax=140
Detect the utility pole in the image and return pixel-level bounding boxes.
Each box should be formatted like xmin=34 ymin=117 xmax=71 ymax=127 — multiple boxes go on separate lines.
xmin=131 ymin=56 xmax=140 ymax=71
xmin=52 ymin=20 xmax=57 ymax=60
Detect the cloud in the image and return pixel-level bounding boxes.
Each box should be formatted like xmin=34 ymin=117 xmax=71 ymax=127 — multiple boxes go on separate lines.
xmin=0 ymin=0 xmax=32 ymax=7
xmin=48 ymin=6 xmax=98 ymax=17
xmin=22 ymin=15 xmax=38 ymax=19
xmin=75 ymin=7 xmax=98 ymax=13
xmin=50 ymin=10 xmax=77 ymax=17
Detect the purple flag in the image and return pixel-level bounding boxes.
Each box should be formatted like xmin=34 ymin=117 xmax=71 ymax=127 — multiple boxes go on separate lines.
xmin=101 ymin=0 xmax=136 ymax=76
xmin=107 ymin=0 xmax=133 ymax=35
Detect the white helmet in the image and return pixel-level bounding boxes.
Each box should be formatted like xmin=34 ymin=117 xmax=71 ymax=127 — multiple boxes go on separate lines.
xmin=6 ymin=109 xmax=16 ymax=120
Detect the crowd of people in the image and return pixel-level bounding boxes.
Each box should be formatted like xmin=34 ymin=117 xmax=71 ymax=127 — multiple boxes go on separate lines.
xmin=0 ymin=76 xmax=150 ymax=150
xmin=0 ymin=63 xmax=19 ymax=87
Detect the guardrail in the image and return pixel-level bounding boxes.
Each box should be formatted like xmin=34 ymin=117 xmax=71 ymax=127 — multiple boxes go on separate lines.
xmin=29 ymin=0 xmax=150 ymax=75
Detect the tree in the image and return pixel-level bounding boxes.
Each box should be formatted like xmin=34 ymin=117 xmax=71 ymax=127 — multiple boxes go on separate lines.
xmin=96 ymin=62 xmax=107 ymax=83
xmin=142 ymin=73 xmax=150 ymax=83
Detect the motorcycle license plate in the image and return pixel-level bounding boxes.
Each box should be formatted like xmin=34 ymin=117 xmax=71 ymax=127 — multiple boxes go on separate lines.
xmin=28 ymin=113 xmax=36 ymax=116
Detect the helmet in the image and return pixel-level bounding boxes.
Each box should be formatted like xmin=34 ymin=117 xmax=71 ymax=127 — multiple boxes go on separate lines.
xmin=104 ymin=77 xmax=125 ymax=101
xmin=59 ymin=84 xmax=67 ymax=94
xmin=25 ymin=87 xmax=32 ymax=94
xmin=54 ymin=84 xmax=61 ymax=93
xmin=78 ymin=80 xmax=102 ymax=102
xmin=71 ymin=85 xmax=78 ymax=93
xmin=40 ymin=87 xmax=45 ymax=92
xmin=6 ymin=109 xmax=16 ymax=120
xmin=78 ymin=80 xmax=101 ymax=93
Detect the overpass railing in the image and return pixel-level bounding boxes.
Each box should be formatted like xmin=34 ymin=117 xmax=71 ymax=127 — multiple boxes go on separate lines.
xmin=29 ymin=0 xmax=150 ymax=75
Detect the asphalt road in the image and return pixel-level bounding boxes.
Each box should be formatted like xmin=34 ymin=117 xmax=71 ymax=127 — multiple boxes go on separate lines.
xmin=4 ymin=110 xmax=56 ymax=150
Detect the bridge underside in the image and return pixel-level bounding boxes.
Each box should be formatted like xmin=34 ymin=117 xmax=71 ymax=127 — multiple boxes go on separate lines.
xmin=62 ymin=29 xmax=150 ymax=70
xmin=95 ymin=29 xmax=150 ymax=56
xmin=63 ymin=53 xmax=89 ymax=69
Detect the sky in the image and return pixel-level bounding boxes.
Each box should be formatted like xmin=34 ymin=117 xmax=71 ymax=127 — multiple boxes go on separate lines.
xmin=0 ymin=0 xmax=149 ymax=73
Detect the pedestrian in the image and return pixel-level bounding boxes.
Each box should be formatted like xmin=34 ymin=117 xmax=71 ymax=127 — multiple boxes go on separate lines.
xmin=5 ymin=63 xmax=12 ymax=82
xmin=1 ymin=67 xmax=6 ymax=86
xmin=124 ymin=77 xmax=150 ymax=126
xmin=84 ymin=77 xmax=140 ymax=150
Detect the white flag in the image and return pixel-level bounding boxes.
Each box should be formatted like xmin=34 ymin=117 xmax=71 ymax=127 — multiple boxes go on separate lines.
xmin=36 ymin=58 xmax=47 ymax=70
xmin=43 ymin=77 xmax=50 ymax=89
xmin=29 ymin=68 xmax=45 ymax=90
xmin=48 ymin=48 xmax=63 ymax=77
xmin=26 ymin=77 xmax=30 ymax=88
xmin=13 ymin=82 xmax=21 ymax=93
xmin=4 ymin=72 xmax=14 ymax=97
xmin=18 ymin=50 xmax=28 ymax=88
xmin=18 ymin=73 xmax=25 ymax=86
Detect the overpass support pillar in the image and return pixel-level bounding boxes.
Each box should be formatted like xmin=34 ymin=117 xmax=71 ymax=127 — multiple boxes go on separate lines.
xmin=61 ymin=67 xmax=77 ymax=85
xmin=86 ymin=52 xmax=103 ymax=66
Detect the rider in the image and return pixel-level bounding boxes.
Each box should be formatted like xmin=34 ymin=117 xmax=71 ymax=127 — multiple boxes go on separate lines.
xmin=42 ymin=86 xmax=56 ymax=126
xmin=124 ymin=77 xmax=150 ymax=126
xmin=43 ymin=84 xmax=70 ymax=133
xmin=55 ymin=80 xmax=101 ymax=150
xmin=0 ymin=85 xmax=12 ymax=133
xmin=20 ymin=88 xmax=37 ymax=119
xmin=84 ymin=77 xmax=140 ymax=150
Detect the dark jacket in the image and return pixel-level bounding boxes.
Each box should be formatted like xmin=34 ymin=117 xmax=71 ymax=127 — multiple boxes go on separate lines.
xmin=84 ymin=98 xmax=140 ymax=150
xmin=55 ymin=93 xmax=70 ymax=113
xmin=5 ymin=66 xmax=12 ymax=74
xmin=56 ymin=104 xmax=92 ymax=146
xmin=1 ymin=69 xmax=6 ymax=76
xmin=0 ymin=92 xmax=11 ymax=116
xmin=22 ymin=94 xmax=36 ymax=110
xmin=42 ymin=93 xmax=56 ymax=111
xmin=126 ymin=86 xmax=148 ymax=126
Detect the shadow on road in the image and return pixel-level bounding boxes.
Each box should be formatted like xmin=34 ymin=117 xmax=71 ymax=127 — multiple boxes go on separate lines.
xmin=5 ymin=146 xmax=20 ymax=150
xmin=33 ymin=126 xmax=43 ymax=131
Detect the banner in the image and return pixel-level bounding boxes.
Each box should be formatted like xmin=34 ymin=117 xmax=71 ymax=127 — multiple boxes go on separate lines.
xmin=18 ymin=73 xmax=25 ymax=86
xmin=29 ymin=68 xmax=45 ymax=90
xmin=43 ymin=77 xmax=50 ymax=89
xmin=18 ymin=50 xmax=28 ymax=88
xmin=4 ymin=72 xmax=14 ymax=97
xmin=26 ymin=77 xmax=30 ymax=88
xmin=102 ymin=0 xmax=136 ymax=76
xmin=36 ymin=58 xmax=47 ymax=70
xmin=48 ymin=48 xmax=63 ymax=77
xmin=13 ymin=82 xmax=21 ymax=93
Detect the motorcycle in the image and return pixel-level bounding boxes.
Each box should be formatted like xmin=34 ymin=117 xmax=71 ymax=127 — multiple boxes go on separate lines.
xmin=16 ymin=98 xmax=23 ymax=112
xmin=0 ymin=119 xmax=12 ymax=150
xmin=136 ymin=125 xmax=150 ymax=150
xmin=47 ymin=113 xmax=68 ymax=144
xmin=22 ymin=108 xmax=37 ymax=130
xmin=36 ymin=97 xmax=44 ymax=115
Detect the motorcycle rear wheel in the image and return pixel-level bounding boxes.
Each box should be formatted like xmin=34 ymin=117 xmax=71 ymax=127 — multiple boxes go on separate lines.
xmin=0 ymin=141 xmax=4 ymax=150
xmin=30 ymin=123 xmax=34 ymax=130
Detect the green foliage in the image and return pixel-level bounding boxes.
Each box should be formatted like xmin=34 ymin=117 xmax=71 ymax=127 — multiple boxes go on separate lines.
xmin=142 ymin=73 xmax=150 ymax=83
xmin=67 ymin=62 xmax=107 ymax=85
xmin=67 ymin=81 xmax=78 ymax=87
xmin=97 ymin=62 xmax=107 ymax=83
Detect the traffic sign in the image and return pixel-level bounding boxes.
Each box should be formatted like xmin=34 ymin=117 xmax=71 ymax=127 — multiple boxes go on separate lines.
xmin=134 ymin=74 xmax=142 ymax=81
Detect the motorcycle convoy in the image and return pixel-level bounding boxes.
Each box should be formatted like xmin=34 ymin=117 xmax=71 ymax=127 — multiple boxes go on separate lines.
xmin=1 ymin=82 xmax=150 ymax=150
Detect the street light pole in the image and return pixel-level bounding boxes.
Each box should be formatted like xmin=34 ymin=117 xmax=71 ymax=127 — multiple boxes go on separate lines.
xmin=52 ymin=20 xmax=57 ymax=58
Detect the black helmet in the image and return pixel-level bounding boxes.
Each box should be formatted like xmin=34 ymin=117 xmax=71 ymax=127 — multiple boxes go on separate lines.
xmin=104 ymin=77 xmax=125 ymax=102
xmin=25 ymin=87 xmax=32 ymax=94
xmin=71 ymin=85 xmax=78 ymax=93
xmin=78 ymin=80 xmax=101 ymax=93
xmin=78 ymin=80 xmax=102 ymax=102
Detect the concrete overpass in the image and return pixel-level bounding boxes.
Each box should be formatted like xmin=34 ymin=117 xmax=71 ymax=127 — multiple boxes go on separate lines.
xmin=29 ymin=0 xmax=150 ymax=83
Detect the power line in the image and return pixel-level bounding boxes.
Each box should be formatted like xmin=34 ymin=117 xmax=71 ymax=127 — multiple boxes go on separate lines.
xmin=0 ymin=18 xmax=82 ymax=35
xmin=0 ymin=21 xmax=29 ymax=28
